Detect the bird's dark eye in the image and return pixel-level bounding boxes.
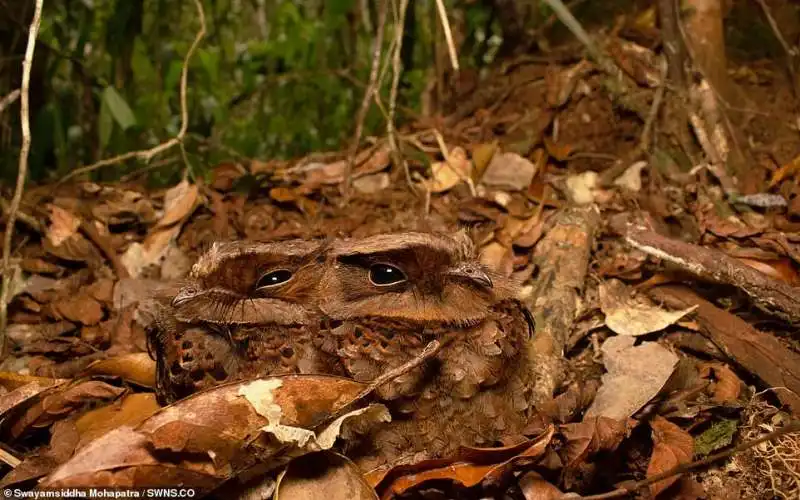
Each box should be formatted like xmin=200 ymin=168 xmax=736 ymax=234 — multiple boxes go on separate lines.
xmin=255 ymin=269 xmax=293 ymax=289
xmin=369 ymin=263 xmax=406 ymax=286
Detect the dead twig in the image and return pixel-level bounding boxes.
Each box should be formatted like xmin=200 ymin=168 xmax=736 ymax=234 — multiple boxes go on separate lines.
xmin=0 ymin=89 xmax=20 ymax=116
xmin=754 ymin=0 xmax=798 ymax=95
xmin=568 ymin=420 xmax=800 ymax=499
xmin=386 ymin=0 xmax=416 ymax=195
xmin=342 ymin=0 xmax=390 ymax=202
xmin=622 ymin=222 xmax=800 ymax=324
xmin=57 ymin=0 xmax=207 ymax=185
xmin=599 ymin=56 xmax=669 ymax=187
xmin=1 ymin=0 xmax=43 ymax=360
xmin=434 ymin=0 xmax=459 ymax=71
xmin=316 ymin=339 xmax=444 ymax=429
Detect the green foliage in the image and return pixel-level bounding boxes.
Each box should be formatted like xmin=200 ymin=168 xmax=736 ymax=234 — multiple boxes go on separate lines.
xmin=694 ymin=418 xmax=739 ymax=457
xmin=0 ymin=0 xmax=408 ymax=184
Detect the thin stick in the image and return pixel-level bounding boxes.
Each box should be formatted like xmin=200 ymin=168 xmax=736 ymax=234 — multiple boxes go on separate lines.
xmin=57 ymin=0 xmax=207 ymax=185
xmin=342 ymin=0 xmax=390 ymax=201
xmin=0 ymin=0 xmax=43 ymax=359
xmin=318 ymin=340 xmax=443 ymax=428
xmin=754 ymin=0 xmax=797 ymax=92
xmin=0 ymin=89 xmax=20 ymax=116
xmin=0 ymin=446 xmax=21 ymax=469
xmin=387 ymin=0 xmax=414 ymax=193
xmin=539 ymin=0 xmax=601 ymax=61
xmin=433 ymin=0 xmax=459 ymax=71
xmin=567 ymin=420 xmax=800 ymax=500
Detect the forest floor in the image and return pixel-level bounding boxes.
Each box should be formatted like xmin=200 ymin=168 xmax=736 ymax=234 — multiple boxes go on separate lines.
xmin=1 ymin=27 xmax=800 ymax=500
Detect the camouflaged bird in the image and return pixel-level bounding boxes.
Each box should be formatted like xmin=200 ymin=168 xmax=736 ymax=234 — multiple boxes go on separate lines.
xmin=146 ymin=239 xmax=342 ymax=404
xmin=317 ymin=231 xmax=536 ymax=468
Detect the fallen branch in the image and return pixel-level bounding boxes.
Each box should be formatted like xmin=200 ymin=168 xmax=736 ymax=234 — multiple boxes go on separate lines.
xmin=528 ymin=206 xmax=600 ymax=405
xmin=649 ymin=285 xmax=800 ymax=413
xmin=0 ymin=0 xmax=43 ymax=359
xmin=57 ymin=0 xmax=207 ymax=185
xmin=622 ymin=222 xmax=800 ymax=324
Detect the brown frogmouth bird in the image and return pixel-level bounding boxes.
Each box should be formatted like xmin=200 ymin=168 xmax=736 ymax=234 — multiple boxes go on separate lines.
xmin=147 ymin=240 xmax=341 ymax=404
xmin=317 ymin=231 xmax=535 ymax=467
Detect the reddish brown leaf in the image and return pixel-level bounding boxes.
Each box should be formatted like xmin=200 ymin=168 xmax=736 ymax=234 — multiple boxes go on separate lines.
xmin=276 ymin=452 xmax=378 ymax=500
xmin=647 ymin=416 xmax=693 ymax=497
xmin=82 ymin=353 xmax=156 ymax=388
xmin=39 ymin=375 xmax=373 ymax=492
xmin=20 ymin=258 xmax=63 ymax=275
xmin=53 ymin=294 xmax=104 ymax=326
xmin=560 ymin=417 xmax=633 ymax=467
xmin=46 ymin=205 xmax=81 ymax=247
xmin=0 ymin=377 xmax=67 ymax=416
xmin=155 ymin=180 xmax=200 ymax=230
xmin=210 ymin=162 xmax=245 ymax=191
xmin=74 ymin=393 xmax=161 ymax=450
xmin=518 ymin=471 xmax=564 ymax=500
xmin=698 ymin=362 xmax=742 ymax=403
xmin=8 ymin=380 xmax=125 ymax=440
xmin=769 ymin=153 xmax=800 ymax=188
xmin=378 ymin=426 xmax=555 ymax=498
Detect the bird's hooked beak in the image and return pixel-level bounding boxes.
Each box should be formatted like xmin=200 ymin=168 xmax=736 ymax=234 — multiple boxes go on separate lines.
xmin=445 ymin=263 xmax=493 ymax=288
xmin=171 ymin=287 xmax=199 ymax=307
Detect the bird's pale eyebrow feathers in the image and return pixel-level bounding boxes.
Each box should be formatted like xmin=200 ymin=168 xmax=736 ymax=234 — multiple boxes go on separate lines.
xmin=190 ymin=239 xmax=322 ymax=279
xmin=330 ymin=231 xmax=475 ymax=260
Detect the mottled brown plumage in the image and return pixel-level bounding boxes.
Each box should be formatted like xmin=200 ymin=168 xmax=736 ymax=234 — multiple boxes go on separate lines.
xmin=318 ymin=231 xmax=535 ymax=468
xmin=147 ymin=240 xmax=341 ymax=404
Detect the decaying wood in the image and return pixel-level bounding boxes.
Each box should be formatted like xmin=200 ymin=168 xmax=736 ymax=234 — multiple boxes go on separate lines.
xmin=649 ymin=285 xmax=800 ymax=414
xmin=623 ymin=222 xmax=800 ymax=324
xmin=528 ymin=206 xmax=600 ymax=405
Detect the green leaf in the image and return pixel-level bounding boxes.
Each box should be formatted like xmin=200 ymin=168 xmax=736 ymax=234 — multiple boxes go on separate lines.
xmin=164 ymin=60 xmax=183 ymax=97
xmin=102 ymin=86 xmax=137 ymax=130
xmin=98 ymin=95 xmax=114 ymax=152
xmin=198 ymin=48 xmax=220 ymax=88
xmin=694 ymin=419 xmax=738 ymax=457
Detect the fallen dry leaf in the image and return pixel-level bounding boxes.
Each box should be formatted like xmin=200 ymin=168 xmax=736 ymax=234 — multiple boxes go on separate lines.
xmin=46 ymin=205 xmax=81 ymax=247
xmin=647 ymin=416 xmax=693 ymax=497
xmin=53 ymin=294 xmax=104 ymax=326
xmin=155 ymin=180 xmax=200 ymax=230
xmin=560 ymin=417 xmax=632 ymax=468
xmin=769 ymin=153 xmax=800 ymax=188
xmin=426 ymin=147 xmax=471 ymax=193
xmin=353 ymin=173 xmax=391 ymax=194
xmin=613 ymin=160 xmax=647 ymax=192
xmin=698 ymin=362 xmax=742 ymax=403
xmin=6 ymin=380 xmax=125 ymax=440
xmin=275 ymin=451 xmax=378 ymax=500
xmin=74 ymin=393 xmax=161 ymax=449
xmin=471 ymin=141 xmax=498 ymax=181
xmin=480 ymin=152 xmax=537 ymax=191
xmin=585 ymin=336 xmax=679 ymax=420
xmin=518 ymin=471 xmax=564 ymax=500
xmin=377 ymin=425 xmax=555 ymax=499
xmin=40 ymin=375 xmax=381 ymax=492
xmin=480 ymin=241 xmax=514 ymax=275
xmin=81 ymin=353 xmax=156 ymax=388
xmin=600 ymin=279 xmax=697 ymax=337
xmin=565 ymin=171 xmax=600 ymax=205
xmin=0 ymin=377 xmax=68 ymax=416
